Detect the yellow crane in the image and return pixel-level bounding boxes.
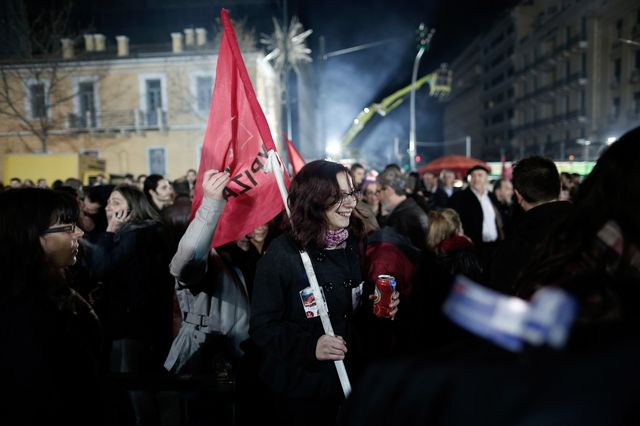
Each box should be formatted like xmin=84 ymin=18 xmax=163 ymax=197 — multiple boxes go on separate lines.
xmin=340 ymin=64 xmax=453 ymax=148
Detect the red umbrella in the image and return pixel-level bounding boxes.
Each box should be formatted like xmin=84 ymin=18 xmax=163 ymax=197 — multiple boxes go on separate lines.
xmin=418 ymin=155 xmax=489 ymax=178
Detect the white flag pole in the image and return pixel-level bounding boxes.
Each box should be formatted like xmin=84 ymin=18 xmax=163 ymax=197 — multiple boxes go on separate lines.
xmin=265 ymin=150 xmax=352 ymax=397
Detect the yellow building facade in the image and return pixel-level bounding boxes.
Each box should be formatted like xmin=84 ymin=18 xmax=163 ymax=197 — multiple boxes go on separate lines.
xmin=0 ymin=30 xmax=282 ymax=183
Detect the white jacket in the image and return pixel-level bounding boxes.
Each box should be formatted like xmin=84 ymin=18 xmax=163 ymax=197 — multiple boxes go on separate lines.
xmin=163 ymin=197 xmax=250 ymax=374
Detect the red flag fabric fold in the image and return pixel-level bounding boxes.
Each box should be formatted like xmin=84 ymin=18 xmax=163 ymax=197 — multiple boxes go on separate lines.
xmin=191 ymin=8 xmax=288 ymax=247
xmin=500 ymin=154 xmax=513 ymax=180
xmin=285 ymin=136 xmax=306 ymax=176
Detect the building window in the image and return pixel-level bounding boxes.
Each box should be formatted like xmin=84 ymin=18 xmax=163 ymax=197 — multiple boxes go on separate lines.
xmin=72 ymin=76 xmax=101 ymax=129
xmin=147 ymin=147 xmax=167 ymax=176
xmin=634 ymin=92 xmax=640 ymax=114
xmin=80 ymin=149 xmax=100 ymax=158
xmin=138 ymin=73 xmax=167 ymax=127
xmin=614 ymin=58 xmax=622 ymax=83
xmin=196 ymin=76 xmax=213 ymax=112
xmin=78 ymin=82 xmax=96 ymax=127
xmin=616 ymin=18 xmax=623 ymax=39
xmin=635 ymin=50 xmax=640 ymax=70
xmin=146 ymin=80 xmax=162 ymax=126
xmin=30 ymin=83 xmax=46 ymax=118
xmin=612 ymin=97 xmax=620 ymax=118
xmin=27 ymin=82 xmax=47 ymax=119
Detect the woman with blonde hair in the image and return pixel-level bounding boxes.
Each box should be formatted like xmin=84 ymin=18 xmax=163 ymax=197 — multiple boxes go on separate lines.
xmin=427 ymin=208 xmax=482 ymax=281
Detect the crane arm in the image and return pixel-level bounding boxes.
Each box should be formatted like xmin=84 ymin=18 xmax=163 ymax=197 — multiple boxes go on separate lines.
xmin=340 ymin=65 xmax=452 ymax=148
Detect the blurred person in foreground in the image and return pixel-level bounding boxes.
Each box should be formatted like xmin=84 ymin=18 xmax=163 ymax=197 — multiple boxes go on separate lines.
xmin=515 ymin=126 xmax=640 ymax=329
xmin=0 ymin=188 xmax=104 ymax=426
xmin=336 ymin=126 xmax=640 ymax=426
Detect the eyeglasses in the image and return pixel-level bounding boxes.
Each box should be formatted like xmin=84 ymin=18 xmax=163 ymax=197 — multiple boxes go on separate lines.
xmin=41 ymin=224 xmax=77 ymax=235
xmin=340 ymin=190 xmax=362 ymax=202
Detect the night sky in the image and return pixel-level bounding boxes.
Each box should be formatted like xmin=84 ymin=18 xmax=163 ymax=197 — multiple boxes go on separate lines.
xmin=19 ymin=0 xmax=515 ymax=165
xmin=290 ymin=0 xmax=516 ymax=164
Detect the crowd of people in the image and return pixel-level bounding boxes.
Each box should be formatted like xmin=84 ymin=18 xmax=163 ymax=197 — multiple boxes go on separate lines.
xmin=2 ymin=125 xmax=640 ymax=425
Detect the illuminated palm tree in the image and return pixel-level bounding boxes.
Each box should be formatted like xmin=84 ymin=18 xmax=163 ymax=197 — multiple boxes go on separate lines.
xmin=261 ymin=16 xmax=313 ymax=139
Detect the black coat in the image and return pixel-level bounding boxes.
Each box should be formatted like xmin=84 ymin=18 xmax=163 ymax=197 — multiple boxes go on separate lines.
xmin=337 ymin=330 xmax=640 ymax=426
xmin=86 ymin=220 xmax=174 ymax=365
xmin=382 ymin=197 xmax=430 ymax=252
xmin=250 ymin=234 xmax=382 ymax=399
xmin=427 ymin=186 xmax=450 ymax=209
xmin=448 ymin=187 xmax=502 ymax=246
xmin=490 ymin=201 xmax=572 ymax=294
xmin=0 ymin=288 xmax=105 ymax=426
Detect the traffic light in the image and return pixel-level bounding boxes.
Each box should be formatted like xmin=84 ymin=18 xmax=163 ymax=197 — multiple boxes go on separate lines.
xmin=415 ymin=154 xmax=422 ymax=163
xmin=416 ymin=23 xmax=434 ymax=51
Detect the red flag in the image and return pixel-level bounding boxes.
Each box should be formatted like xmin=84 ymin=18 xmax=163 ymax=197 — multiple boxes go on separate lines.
xmin=191 ymin=8 xmax=289 ymax=247
xmin=500 ymin=154 xmax=513 ymax=180
xmin=285 ymin=135 xmax=306 ymax=176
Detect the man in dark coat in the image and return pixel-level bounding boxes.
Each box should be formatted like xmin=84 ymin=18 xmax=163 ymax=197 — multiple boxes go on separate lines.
xmin=490 ymin=177 xmax=515 ymax=238
xmin=448 ymin=164 xmax=503 ymax=283
xmin=490 ymin=156 xmax=571 ymax=294
xmin=376 ymin=168 xmax=430 ymax=252
xmin=417 ymin=170 xmax=449 ymax=210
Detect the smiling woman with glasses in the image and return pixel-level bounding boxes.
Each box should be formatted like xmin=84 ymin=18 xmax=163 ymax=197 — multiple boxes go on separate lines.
xmin=250 ymin=160 xmax=399 ymax=426
xmin=0 ymin=188 xmax=103 ymax=425
xmin=340 ymin=190 xmax=362 ymax=202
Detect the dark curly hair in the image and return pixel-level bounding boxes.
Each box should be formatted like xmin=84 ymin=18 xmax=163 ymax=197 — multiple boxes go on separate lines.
xmin=284 ymin=160 xmax=365 ymax=249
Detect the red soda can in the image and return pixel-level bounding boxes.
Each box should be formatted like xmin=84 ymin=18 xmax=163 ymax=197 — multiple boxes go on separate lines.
xmin=373 ymin=275 xmax=396 ymax=318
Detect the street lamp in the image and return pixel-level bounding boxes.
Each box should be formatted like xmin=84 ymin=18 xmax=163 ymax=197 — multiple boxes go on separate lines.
xmin=619 ymin=38 xmax=640 ymax=47
xmin=409 ymin=23 xmax=435 ymax=171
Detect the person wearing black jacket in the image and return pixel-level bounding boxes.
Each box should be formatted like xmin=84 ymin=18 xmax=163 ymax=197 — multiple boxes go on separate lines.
xmin=448 ymin=164 xmax=503 ymax=283
xmin=490 ymin=156 xmax=570 ymax=294
xmin=0 ymin=188 xmax=105 ymax=426
xmin=376 ymin=168 xmax=430 ymax=252
xmin=250 ymin=160 xmax=399 ymax=426
xmin=85 ymin=184 xmax=174 ymax=426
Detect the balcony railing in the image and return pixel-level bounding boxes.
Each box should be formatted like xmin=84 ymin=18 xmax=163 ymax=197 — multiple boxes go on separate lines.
xmin=513 ymin=110 xmax=587 ymax=133
xmin=65 ymin=108 xmax=203 ymax=133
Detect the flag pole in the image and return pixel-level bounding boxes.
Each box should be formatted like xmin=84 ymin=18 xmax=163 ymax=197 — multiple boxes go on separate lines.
xmin=266 ymin=150 xmax=352 ymax=397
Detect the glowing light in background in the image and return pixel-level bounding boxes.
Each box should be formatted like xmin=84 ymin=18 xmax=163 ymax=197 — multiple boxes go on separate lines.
xmin=326 ymin=139 xmax=342 ymax=158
